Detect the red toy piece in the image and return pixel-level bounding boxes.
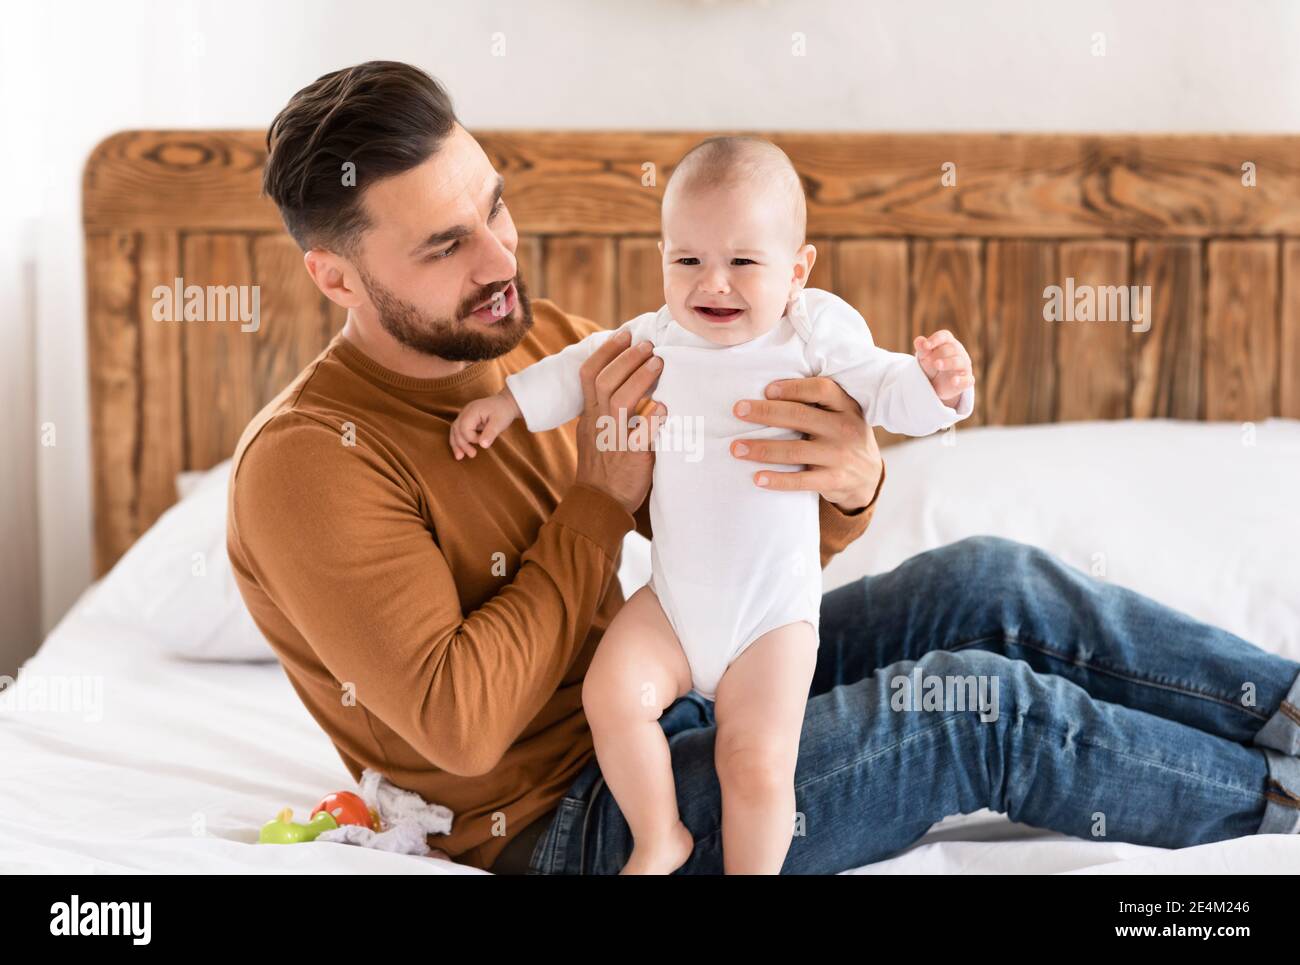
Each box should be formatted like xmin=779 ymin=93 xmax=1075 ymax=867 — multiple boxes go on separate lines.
xmin=312 ymin=791 xmax=380 ymax=831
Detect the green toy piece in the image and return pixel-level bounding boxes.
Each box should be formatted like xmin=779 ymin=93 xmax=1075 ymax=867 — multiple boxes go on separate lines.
xmin=258 ymin=807 xmax=339 ymax=844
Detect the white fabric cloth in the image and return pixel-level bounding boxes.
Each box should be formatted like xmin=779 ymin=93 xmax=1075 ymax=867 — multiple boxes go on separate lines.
xmin=314 ymin=768 xmax=454 ymax=855
xmin=506 ymin=288 xmax=974 ymax=699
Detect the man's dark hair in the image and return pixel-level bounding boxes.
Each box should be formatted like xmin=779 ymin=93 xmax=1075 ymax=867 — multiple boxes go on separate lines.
xmin=263 ymin=61 xmax=459 ymax=254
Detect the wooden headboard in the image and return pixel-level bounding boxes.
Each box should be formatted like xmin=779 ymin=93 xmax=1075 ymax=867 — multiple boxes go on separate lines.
xmin=84 ymin=130 xmax=1300 ymax=575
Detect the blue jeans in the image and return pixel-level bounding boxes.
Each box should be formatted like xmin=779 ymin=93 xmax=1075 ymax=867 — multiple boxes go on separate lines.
xmin=525 ymin=536 xmax=1300 ymax=874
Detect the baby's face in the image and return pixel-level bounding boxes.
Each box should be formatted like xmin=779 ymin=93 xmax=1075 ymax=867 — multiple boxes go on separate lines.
xmin=660 ymin=184 xmax=811 ymax=346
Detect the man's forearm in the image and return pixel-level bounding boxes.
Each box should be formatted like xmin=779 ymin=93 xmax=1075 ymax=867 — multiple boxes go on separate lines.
xmin=451 ymin=483 xmax=634 ymax=768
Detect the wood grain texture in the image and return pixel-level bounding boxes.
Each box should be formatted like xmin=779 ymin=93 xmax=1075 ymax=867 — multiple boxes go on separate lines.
xmin=911 ymin=240 xmax=984 ymax=427
xmin=1205 ymin=240 xmax=1278 ymax=422
xmin=84 ymin=229 xmax=187 ymax=573
xmin=1131 ymin=240 xmax=1203 ymax=419
xmin=517 ymin=236 xmax=544 ymax=302
xmin=85 ymin=231 xmax=142 ymax=575
xmin=86 ymin=131 xmax=1300 ymax=237
xmin=134 ymin=232 xmax=184 ymax=545
xmin=835 ymin=240 xmax=909 ymax=350
xmin=84 ymin=131 xmax=280 ymax=231
xmin=181 ymin=234 xmax=259 ymax=468
xmin=543 ymin=236 xmax=615 ymax=325
xmin=985 ymin=240 xmax=1059 ymax=425
xmin=615 ymin=238 xmax=663 ymax=322
xmin=807 ymin=237 xmax=835 ymax=292
xmin=251 ymin=234 xmax=337 ymax=370
xmin=835 ymin=240 xmax=910 ymax=447
xmin=1282 ymin=241 xmax=1300 ymax=420
xmin=1056 ymin=241 xmax=1131 ymax=421
xmin=82 ymin=130 xmax=1300 ymax=574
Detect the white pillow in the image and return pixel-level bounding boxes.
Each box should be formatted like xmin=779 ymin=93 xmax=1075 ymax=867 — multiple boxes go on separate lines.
xmin=822 ymin=418 xmax=1300 ymax=662
xmin=82 ymin=458 xmax=656 ymax=662
xmin=80 ymin=459 xmax=274 ymax=661
xmin=176 ymin=466 xmax=216 ymax=501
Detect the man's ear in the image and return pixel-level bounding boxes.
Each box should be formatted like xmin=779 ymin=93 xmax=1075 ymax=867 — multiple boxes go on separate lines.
xmin=790 ymin=243 xmax=817 ymax=294
xmin=657 ymin=240 xmax=664 ymax=257
xmin=304 ymin=248 xmax=365 ymax=310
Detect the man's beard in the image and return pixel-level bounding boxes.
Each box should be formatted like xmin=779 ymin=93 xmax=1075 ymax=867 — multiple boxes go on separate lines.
xmin=357 ymin=266 xmax=534 ymax=363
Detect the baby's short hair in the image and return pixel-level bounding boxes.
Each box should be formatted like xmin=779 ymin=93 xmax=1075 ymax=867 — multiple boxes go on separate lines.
xmin=663 ymin=136 xmax=807 ymax=247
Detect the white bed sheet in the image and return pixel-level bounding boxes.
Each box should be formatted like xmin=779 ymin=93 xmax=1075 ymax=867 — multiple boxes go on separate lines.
xmin=3 ymin=419 xmax=1298 ymax=874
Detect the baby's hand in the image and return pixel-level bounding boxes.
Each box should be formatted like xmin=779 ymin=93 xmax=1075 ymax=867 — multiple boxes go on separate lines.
xmin=450 ymin=389 xmax=522 ymax=460
xmin=913 ymin=330 xmax=975 ymax=405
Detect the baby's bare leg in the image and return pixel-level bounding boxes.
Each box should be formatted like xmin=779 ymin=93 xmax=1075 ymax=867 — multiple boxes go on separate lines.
xmin=582 ymin=584 xmax=696 ymax=874
xmin=713 ymin=620 xmax=819 ymax=875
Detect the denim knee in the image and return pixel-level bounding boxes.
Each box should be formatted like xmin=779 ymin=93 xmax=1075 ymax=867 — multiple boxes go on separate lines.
xmin=901 ymin=648 xmax=1023 ymax=721
xmin=947 ymin=534 xmax=1043 ymax=568
xmin=917 ymin=646 xmax=1011 ymax=675
xmin=932 ymin=535 xmax=1053 ymax=593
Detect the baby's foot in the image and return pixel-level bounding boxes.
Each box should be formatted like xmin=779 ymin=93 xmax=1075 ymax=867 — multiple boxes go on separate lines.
xmin=620 ymin=820 xmax=695 ymax=875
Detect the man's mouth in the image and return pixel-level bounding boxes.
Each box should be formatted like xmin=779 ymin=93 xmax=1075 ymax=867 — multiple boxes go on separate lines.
xmin=469 ymin=282 xmax=517 ymax=323
xmin=693 ymin=305 xmax=744 ymax=323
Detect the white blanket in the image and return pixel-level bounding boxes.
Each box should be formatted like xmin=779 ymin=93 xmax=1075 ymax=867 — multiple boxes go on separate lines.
xmin=3 ymin=419 xmax=1298 ymax=873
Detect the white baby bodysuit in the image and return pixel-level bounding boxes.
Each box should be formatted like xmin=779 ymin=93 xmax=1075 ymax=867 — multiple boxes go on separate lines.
xmin=506 ymin=288 xmax=974 ymax=701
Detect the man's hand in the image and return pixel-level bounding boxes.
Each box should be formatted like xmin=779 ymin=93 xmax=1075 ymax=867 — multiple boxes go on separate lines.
xmin=913 ymin=329 xmax=975 ymax=405
xmin=730 ymin=377 xmax=883 ymax=512
xmin=574 ymin=330 xmax=665 ymax=514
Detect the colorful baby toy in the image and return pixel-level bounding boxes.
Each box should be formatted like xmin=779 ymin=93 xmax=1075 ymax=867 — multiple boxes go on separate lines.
xmin=258 ymin=790 xmax=380 ymax=844
xmin=256 ymin=770 xmax=454 ymax=856
xmin=257 ymin=807 xmax=338 ymax=844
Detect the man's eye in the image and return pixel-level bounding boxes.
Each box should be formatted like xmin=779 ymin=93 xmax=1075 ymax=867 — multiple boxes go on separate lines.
xmin=425 ymin=202 xmax=504 ymax=262
xmin=732 ymin=258 xmax=756 ymax=266
xmin=676 ymin=257 xmax=699 ymax=266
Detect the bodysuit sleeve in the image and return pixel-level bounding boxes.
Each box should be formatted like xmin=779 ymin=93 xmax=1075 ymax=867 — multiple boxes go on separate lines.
xmin=798 ymin=289 xmax=974 ymax=437
xmin=506 ymin=309 xmax=666 ymax=433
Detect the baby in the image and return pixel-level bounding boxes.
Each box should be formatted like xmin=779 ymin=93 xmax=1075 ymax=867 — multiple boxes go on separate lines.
xmin=450 ymin=137 xmax=975 ymax=874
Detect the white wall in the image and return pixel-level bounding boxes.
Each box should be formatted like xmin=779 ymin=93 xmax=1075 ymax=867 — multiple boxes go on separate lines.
xmin=3 ymin=0 xmax=1299 ymax=660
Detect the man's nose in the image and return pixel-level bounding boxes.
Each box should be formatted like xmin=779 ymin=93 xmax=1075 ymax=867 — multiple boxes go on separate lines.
xmin=473 ymin=229 xmax=518 ymax=284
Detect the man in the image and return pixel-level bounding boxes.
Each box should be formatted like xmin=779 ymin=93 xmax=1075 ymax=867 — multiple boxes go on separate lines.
xmin=229 ymin=60 xmax=1300 ymax=874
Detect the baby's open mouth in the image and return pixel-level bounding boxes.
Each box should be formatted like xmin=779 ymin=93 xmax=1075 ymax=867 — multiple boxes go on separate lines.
xmin=694 ymin=306 xmax=743 ymax=319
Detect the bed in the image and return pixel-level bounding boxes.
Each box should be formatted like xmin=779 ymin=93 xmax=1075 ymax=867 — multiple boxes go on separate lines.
xmin=5 ymin=419 xmax=1299 ymax=873
xmin=4 ymin=130 xmax=1299 ymax=874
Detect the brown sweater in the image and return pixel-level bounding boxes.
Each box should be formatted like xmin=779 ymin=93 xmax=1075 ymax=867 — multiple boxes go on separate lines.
xmin=226 ymin=297 xmax=879 ymax=871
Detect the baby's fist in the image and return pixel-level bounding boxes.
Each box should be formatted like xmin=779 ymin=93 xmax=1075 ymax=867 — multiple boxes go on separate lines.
xmin=914 ymin=330 xmax=975 ymax=405
xmin=450 ymin=390 xmax=521 ymax=460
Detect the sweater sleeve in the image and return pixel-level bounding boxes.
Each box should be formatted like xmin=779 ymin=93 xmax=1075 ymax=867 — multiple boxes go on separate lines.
xmin=506 ymin=310 xmax=663 ymax=433
xmin=228 ymin=413 xmax=634 ymax=778
xmin=798 ymin=289 xmax=974 ymax=435
xmin=817 ymin=461 xmax=886 ymax=568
